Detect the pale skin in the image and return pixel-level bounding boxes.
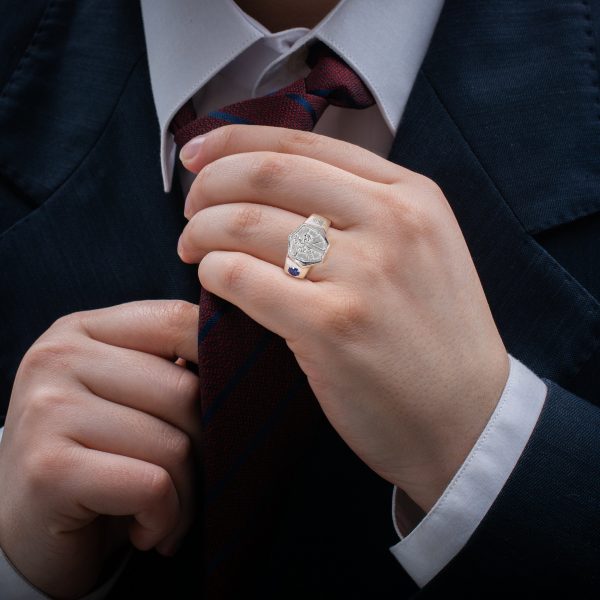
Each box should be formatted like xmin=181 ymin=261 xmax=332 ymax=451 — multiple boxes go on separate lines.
xmin=234 ymin=0 xmax=339 ymax=31
xmin=177 ymin=125 xmax=510 ymax=511
xmin=0 ymin=127 xmax=508 ymax=597
xmin=0 ymin=3 xmax=509 ymax=599
xmin=0 ymin=301 xmax=202 ymax=598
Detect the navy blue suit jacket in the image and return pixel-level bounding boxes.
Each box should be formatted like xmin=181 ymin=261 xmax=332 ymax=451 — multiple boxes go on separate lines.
xmin=0 ymin=1 xmax=598 ymax=597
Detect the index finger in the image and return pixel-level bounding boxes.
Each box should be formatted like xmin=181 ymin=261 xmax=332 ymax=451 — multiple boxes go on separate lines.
xmin=74 ymin=300 xmax=199 ymax=364
xmin=179 ymin=124 xmax=408 ymax=183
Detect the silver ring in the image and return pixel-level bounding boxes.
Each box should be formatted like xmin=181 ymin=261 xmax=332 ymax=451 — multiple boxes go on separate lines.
xmin=285 ymin=214 xmax=331 ymax=279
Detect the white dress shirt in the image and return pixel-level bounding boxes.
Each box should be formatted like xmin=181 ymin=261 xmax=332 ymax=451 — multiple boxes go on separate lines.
xmin=0 ymin=1 xmax=548 ymax=597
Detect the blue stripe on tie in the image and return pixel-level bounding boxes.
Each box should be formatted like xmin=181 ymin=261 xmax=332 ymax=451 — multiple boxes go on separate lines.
xmin=309 ymin=88 xmax=333 ymax=98
xmin=198 ymin=304 xmax=230 ymax=344
xmin=310 ymin=88 xmax=364 ymax=108
xmin=205 ymin=374 xmax=306 ymax=576
xmin=201 ymin=330 xmax=273 ymax=426
xmin=207 ymin=110 xmax=253 ymax=125
xmin=205 ymin=374 xmax=305 ymax=507
xmin=285 ymin=93 xmax=318 ymax=123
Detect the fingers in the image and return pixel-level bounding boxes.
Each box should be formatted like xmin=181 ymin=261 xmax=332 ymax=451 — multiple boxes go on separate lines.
xmin=71 ymin=300 xmax=199 ymax=363
xmin=36 ymin=300 xmax=202 ymax=554
xmin=179 ymin=124 xmax=407 ymax=184
xmin=70 ymin=449 xmax=180 ymax=551
xmin=178 ymin=202 xmax=345 ymax=280
xmin=73 ymin=341 xmax=201 ymax=439
xmin=184 ymin=150 xmax=385 ymax=226
xmin=0 ymin=298 xmax=202 ymax=585
xmin=199 ymin=251 xmax=325 ymax=342
xmin=66 ymin=393 xmax=195 ymax=553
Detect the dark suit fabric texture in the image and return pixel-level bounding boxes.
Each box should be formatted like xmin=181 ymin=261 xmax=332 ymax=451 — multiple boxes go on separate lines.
xmin=0 ymin=1 xmax=598 ymax=598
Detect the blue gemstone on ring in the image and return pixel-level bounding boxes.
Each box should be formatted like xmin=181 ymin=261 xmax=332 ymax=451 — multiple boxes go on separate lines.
xmin=288 ymin=267 xmax=300 ymax=277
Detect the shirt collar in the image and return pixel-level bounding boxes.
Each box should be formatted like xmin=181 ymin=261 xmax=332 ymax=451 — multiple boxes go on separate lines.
xmin=140 ymin=0 xmax=444 ymax=192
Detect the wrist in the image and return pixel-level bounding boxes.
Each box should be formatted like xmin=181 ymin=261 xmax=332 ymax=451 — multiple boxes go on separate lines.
xmin=394 ymin=349 xmax=510 ymax=512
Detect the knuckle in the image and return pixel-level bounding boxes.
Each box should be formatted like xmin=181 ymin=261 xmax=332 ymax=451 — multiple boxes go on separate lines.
xmin=373 ymin=185 xmax=403 ymax=216
xmin=26 ymin=445 xmax=75 ymax=491
xmin=250 ymin=153 xmax=287 ymax=191
xmin=25 ymin=387 xmax=71 ymax=419
xmin=214 ymin=124 xmax=238 ymax=151
xmin=400 ymin=202 xmax=438 ymax=239
xmin=415 ymin=173 xmax=445 ymax=199
xmin=165 ymin=431 xmax=192 ymax=466
xmin=144 ymin=467 xmax=173 ymax=503
xmin=382 ymin=185 xmax=439 ymax=240
xmin=231 ymin=204 xmax=263 ymax=239
xmin=161 ymin=300 xmax=195 ymax=331
xmin=319 ymin=293 xmax=369 ymax=337
xmin=221 ymin=256 xmax=247 ymax=292
xmin=22 ymin=339 xmax=78 ymax=373
xmin=52 ymin=311 xmax=86 ymax=332
xmin=278 ymin=129 xmax=320 ymax=153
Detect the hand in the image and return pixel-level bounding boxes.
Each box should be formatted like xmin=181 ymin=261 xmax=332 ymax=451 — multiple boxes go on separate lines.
xmin=0 ymin=300 xmax=200 ymax=599
xmin=178 ymin=125 xmax=509 ymax=513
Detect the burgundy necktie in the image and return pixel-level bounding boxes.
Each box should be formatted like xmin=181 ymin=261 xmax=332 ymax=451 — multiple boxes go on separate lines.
xmin=170 ymin=42 xmax=374 ymax=597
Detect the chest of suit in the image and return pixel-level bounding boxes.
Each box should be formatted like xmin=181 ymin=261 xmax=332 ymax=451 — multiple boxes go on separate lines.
xmin=0 ymin=1 xmax=599 ymax=597
xmin=1 ymin=0 xmax=598 ymax=409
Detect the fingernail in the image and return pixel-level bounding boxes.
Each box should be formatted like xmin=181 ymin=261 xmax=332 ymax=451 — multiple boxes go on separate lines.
xmin=179 ymin=135 xmax=207 ymax=164
xmin=177 ymin=236 xmax=185 ymax=258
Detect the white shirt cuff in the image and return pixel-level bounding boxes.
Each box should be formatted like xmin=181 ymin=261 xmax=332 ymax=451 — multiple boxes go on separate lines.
xmin=389 ymin=355 xmax=547 ymax=587
xmin=0 ymin=542 xmax=126 ymax=600
xmin=0 ymin=544 xmax=50 ymax=600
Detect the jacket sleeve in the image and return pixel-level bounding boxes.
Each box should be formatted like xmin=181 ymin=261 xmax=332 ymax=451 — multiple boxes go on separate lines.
xmin=417 ymin=381 xmax=600 ymax=596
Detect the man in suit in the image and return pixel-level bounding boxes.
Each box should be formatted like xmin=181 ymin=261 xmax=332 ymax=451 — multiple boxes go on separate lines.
xmin=0 ymin=0 xmax=598 ymax=598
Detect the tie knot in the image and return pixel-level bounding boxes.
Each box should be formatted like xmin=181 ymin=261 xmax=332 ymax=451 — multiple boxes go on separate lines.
xmin=170 ymin=42 xmax=375 ymax=148
xmin=304 ymin=42 xmax=375 ymax=110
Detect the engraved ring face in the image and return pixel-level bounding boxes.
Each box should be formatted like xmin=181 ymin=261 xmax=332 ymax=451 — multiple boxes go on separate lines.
xmin=288 ymin=224 xmax=329 ymax=266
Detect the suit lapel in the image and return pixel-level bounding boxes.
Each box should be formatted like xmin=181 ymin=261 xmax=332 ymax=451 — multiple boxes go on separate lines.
xmin=0 ymin=1 xmax=199 ymax=412
xmin=387 ymin=0 xmax=600 ymax=386
xmin=419 ymin=0 xmax=600 ymax=235
xmin=0 ymin=1 xmax=149 ymax=209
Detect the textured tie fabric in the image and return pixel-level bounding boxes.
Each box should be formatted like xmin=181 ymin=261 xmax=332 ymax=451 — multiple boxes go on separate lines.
xmin=170 ymin=42 xmax=374 ymax=597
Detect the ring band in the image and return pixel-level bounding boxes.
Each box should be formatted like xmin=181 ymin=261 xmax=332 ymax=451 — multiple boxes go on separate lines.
xmin=285 ymin=214 xmax=331 ymax=279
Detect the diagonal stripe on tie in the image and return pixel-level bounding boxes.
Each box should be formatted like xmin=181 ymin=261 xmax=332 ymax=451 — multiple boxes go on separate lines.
xmin=206 ymin=110 xmax=254 ymax=125
xmin=197 ymin=304 xmax=230 ymax=343
xmin=201 ymin=330 xmax=274 ymax=426
xmin=285 ymin=93 xmax=319 ymax=124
